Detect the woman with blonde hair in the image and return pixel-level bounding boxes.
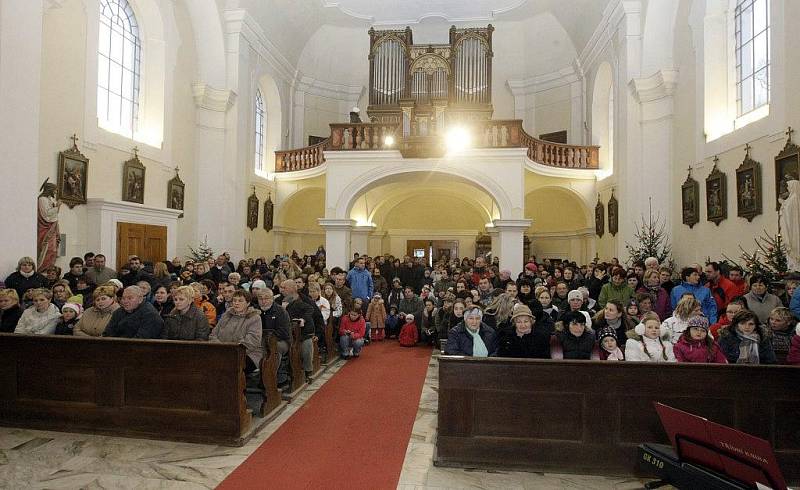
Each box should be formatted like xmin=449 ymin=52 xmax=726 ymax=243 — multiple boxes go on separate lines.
xmin=74 ymin=285 xmax=120 ymax=337
xmin=161 ymin=285 xmax=209 ymax=340
xmin=482 ymin=292 xmax=517 ymax=331
xmin=3 ymin=256 xmax=47 ymax=298
xmin=662 ymin=295 xmax=702 ymax=344
xmin=14 ymin=288 xmax=60 ymax=335
xmin=152 ymin=262 xmax=172 ymax=289
xmin=0 ymin=289 xmax=23 ymax=333
xmin=190 ymin=282 xmax=217 ymax=327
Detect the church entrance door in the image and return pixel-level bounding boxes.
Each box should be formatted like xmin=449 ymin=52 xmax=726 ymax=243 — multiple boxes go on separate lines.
xmin=116 ymin=222 xmax=167 ymax=270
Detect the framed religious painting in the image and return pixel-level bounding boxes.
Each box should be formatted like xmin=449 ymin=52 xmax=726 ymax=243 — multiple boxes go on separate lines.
xmin=263 ymin=192 xmax=274 ymax=232
xmin=247 ymin=187 xmax=259 ymax=230
xmin=122 ymin=149 xmax=146 ymax=204
xmin=594 ymin=194 xmax=604 ymax=237
xmin=775 ymin=127 xmax=799 ymax=210
xmin=705 ymin=158 xmax=727 ymax=226
xmin=167 ymin=168 xmax=185 ymax=213
xmin=681 ymin=167 xmax=699 ymax=228
xmin=607 ymin=189 xmax=618 ymax=236
xmin=56 ymin=134 xmax=88 ymax=208
xmin=736 ymin=145 xmax=762 ymax=222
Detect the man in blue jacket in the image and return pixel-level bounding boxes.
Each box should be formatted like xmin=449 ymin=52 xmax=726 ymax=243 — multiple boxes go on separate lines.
xmin=670 ymin=267 xmax=718 ymax=324
xmin=790 ymin=286 xmax=800 ymax=320
xmin=347 ymin=257 xmax=373 ymax=311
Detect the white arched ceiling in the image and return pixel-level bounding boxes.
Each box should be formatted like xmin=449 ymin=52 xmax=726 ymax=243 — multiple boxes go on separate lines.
xmin=591 ymin=61 xmax=613 ymax=173
xmin=182 ymin=0 xmax=226 ymax=87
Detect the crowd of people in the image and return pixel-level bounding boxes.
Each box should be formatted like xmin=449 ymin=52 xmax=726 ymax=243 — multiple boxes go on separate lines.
xmin=2 ymin=249 xmax=799 ymax=391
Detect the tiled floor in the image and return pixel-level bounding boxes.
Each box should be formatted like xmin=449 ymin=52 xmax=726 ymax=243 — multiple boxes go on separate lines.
xmin=0 ymin=348 xmax=661 ymax=489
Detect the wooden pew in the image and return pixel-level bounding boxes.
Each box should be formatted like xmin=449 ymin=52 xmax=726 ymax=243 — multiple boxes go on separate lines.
xmin=311 ymin=336 xmax=322 ymax=377
xmin=258 ymin=334 xmax=287 ymax=420
xmin=283 ymin=321 xmax=308 ymax=401
xmin=436 ymin=356 xmax=800 ymax=485
xmin=323 ymin=317 xmax=339 ymax=365
xmin=0 ymin=334 xmax=251 ymax=446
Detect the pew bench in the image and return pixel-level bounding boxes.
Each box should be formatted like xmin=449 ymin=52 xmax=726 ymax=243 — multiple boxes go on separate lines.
xmin=0 ymin=333 xmax=262 ymax=446
xmin=435 ymin=356 xmax=800 ymax=485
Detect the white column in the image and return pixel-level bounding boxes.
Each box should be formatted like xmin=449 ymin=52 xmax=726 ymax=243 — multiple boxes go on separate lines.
xmin=0 ymin=0 xmax=43 ymax=277
xmin=350 ymin=224 xmax=376 ymax=257
xmin=570 ymin=78 xmax=585 ymax=144
xmin=492 ymin=219 xmax=532 ymax=277
xmin=192 ymin=83 xmax=239 ymax=257
xmin=319 ymin=219 xmax=355 ymax=271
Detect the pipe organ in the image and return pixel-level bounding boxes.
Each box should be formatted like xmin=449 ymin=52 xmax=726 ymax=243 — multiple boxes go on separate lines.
xmin=367 ymin=25 xmax=494 ymax=137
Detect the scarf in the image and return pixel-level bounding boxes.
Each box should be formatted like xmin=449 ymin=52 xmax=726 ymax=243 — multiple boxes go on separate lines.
xmin=736 ymin=330 xmax=761 ymax=364
xmin=644 ymin=285 xmax=660 ymax=304
xmin=467 ymin=327 xmax=489 ymax=357
xmin=606 ymin=317 xmax=622 ymax=330
xmin=20 ymin=270 xmax=34 ymax=278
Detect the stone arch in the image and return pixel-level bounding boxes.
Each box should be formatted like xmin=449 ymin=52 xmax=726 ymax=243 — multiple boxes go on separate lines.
xmin=278 ymin=187 xmax=325 ymax=229
xmin=334 ymin=165 xmax=514 ymax=221
xmin=364 ymin=184 xmax=493 ymax=225
xmin=591 ymin=61 xmax=613 ymax=173
xmin=524 ymin=185 xmax=593 ymax=230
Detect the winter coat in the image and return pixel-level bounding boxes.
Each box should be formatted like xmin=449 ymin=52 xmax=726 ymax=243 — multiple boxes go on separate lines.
xmin=3 ymin=271 xmax=48 ymax=299
xmin=585 ymin=275 xmax=608 ymax=301
xmin=598 ymin=282 xmax=634 ymax=309
xmin=153 ymin=299 xmax=175 ymax=318
xmin=55 ymin=317 xmax=80 ymax=335
xmin=555 ymin=328 xmax=596 ymax=360
xmin=284 ymin=297 xmax=316 ymax=339
xmin=673 ymin=336 xmax=727 ymax=364
xmin=624 ymin=332 xmax=676 ymax=362
xmin=193 ymin=296 xmax=217 ymax=327
xmin=661 ymin=315 xmax=691 ymax=344
xmin=372 ymin=275 xmax=389 ymax=299
xmin=670 ymin=282 xmax=718 ymax=324
xmin=787 ymin=325 xmax=800 ymax=365
xmin=385 ymin=314 xmax=400 ymax=335
xmin=334 ymin=285 xmax=353 ymax=311
xmin=592 ymin=316 xmax=633 ymax=353
xmin=339 ymin=314 xmax=366 ymax=340
xmin=705 ymin=276 xmax=739 ymax=314
xmin=551 ymin=294 xmax=570 ymax=313
xmin=771 ymin=327 xmax=796 ymax=364
xmin=791 ymin=290 xmax=800 ymax=320
xmin=74 ymin=303 xmax=119 ymax=337
xmin=387 ymin=288 xmax=404 ymax=309
xmin=497 ymin=326 xmax=550 ymax=359
xmin=366 ymin=299 xmax=387 ymax=329
xmin=84 ymin=266 xmax=117 ymax=286
xmin=637 ymin=286 xmax=671 ymax=322
xmin=709 ymin=316 xmax=730 ymax=339
xmin=398 ymin=295 xmax=424 ymax=320
xmin=0 ymin=305 xmax=23 ymax=333
xmin=103 ymin=301 xmax=164 ymax=339
xmin=445 ymin=323 xmax=498 ymax=356
xmin=346 ymin=266 xmax=373 ymax=300
xmin=14 ymin=304 xmax=61 ymax=335
xmin=743 ymin=291 xmax=783 ymax=325
xmin=211 ymin=307 xmax=263 ymax=366
xmin=399 ymin=321 xmax=419 ymax=347
xmin=161 ymin=304 xmax=210 ymax=340
xmin=717 ymin=325 xmax=776 ymax=364
xmin=259 ymin=302 xmax=291 ymax=343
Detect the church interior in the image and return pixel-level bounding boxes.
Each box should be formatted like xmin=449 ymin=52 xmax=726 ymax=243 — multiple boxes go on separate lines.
xmin=1 ymin=0 xmax=799 ymax=488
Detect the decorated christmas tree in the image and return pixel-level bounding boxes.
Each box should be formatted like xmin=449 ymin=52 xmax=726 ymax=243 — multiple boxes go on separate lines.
xmin=625 ymin=199 xmax=673 ymax=267
xmin=723 ymin=228 xmax=789 ymax=285
xmin=187 ymin=236 xmax=214 ymax=263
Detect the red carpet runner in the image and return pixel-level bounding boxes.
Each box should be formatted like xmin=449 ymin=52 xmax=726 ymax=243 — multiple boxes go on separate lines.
xmin=218 ymin=341 xmax=432 ymax=489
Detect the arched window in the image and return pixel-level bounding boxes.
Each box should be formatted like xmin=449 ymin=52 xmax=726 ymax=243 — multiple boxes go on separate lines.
xmin=254 ymin=89 xmax=265 ymax=173
xmin=735 ymin=0 xmax=770 ymax=116
xmin=97 ymin=0 xmax=141 ymax=137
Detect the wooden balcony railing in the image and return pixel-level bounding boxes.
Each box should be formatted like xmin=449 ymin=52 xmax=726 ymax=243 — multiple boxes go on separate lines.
xmin=273 ymin=120 xmax=599 ymax=171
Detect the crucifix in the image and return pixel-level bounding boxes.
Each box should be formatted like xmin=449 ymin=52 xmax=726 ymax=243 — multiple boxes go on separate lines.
xmin=70 ymin=133 xmax=79 ymax=148
xmin=744 ymin=143 xmax=752 ymax=158
xmin=174 ymin=166 xmax=180 ymax=176
xmin=686 ymin=164 xmax=693 ymax=177
xmin=712 ymin=155 xmax=719 ymax=168
xmin=787 ymin=126 xmax=795 ymax=143
xmin=132 ymin=146 xmax=139 ymax=159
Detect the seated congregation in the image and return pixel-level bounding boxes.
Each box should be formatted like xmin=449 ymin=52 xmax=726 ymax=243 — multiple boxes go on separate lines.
xmin=2 ymin=251 xmax=800 ymax=381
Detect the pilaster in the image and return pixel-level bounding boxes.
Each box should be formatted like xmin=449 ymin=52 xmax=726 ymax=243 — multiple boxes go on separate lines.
xmin=491 ymin=219 xmax=532 ymax=277
xmin=319 ymin=219 xmax=356 ymax=271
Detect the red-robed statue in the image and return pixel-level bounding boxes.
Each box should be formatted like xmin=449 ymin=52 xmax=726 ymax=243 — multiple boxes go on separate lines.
xmin=37 ymin=179 xmax=61 ymax=271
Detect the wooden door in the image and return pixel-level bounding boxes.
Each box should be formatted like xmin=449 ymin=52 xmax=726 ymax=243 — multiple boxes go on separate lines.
xmin=431 ymin=240 xmax=458 ymax=262
xmin=116 ymin=222 xmax=167 ymax=270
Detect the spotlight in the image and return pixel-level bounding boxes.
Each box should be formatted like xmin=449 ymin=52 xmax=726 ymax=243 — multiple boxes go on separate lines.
xmin=383 ymin=135 xmax=395 ymax=147
xmin=446 ymin=126 xmax=471 ymax=153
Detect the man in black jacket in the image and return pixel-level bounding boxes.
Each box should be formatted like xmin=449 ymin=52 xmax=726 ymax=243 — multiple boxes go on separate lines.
xmin=120 ymin=256 xmax=154 ymax=288
xmin=256 ymin=288 xmax=291 ymax=387
xmin=279 ymin=280 xmax=316 ymax=383
xmin=103 ymin=286 xmax=163 ymax=338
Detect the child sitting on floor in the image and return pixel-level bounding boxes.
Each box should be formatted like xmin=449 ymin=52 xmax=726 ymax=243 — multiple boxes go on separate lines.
xmin=598 ymin=327 xmax=624 ymax=360
xmin=399 ymin=313 xmax=419 ymax=347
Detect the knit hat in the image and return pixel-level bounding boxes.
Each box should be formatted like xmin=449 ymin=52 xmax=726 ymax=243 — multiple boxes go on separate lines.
xmin=510 ymin=304 xmax=534 ymax=323
xmin=598 ymin=327 xmax=617 ymax=344
xmin=525 ymin=262 xmax=537 ymax=271
xmin=405 ymin=313 xmax=414 ymax=322
xmin=373 ymin=292 xmax=382 ymax=298
xmin=108 ymin=279 xmax=123 ymax=289
xmin=251 ymin=280 xmax=267 ymax=290
xmin=567 ymin=290 xmax=583 ymax=301
xmin=687 ymin=315 xmax=709 ymax=331
xmin=62 ymin=302 xmax=83 ymax=318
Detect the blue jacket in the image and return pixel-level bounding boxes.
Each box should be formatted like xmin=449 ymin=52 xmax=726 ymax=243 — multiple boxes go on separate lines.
xmin=791 ymin=288 xmax=800 ymax=320
xmin=445 ymin=323 xmax=498 ymax=356
xmin=346 ymin=266 xmax=373 ymax=301
xmin=670 ymin=281 xmax=718 ymax=324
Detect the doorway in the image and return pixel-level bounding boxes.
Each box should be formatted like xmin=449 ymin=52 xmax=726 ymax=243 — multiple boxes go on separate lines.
xmin=116 ymin=222 xmax=168 ymax=270
xmin=406 ymin=240 xmax=459 ymax=266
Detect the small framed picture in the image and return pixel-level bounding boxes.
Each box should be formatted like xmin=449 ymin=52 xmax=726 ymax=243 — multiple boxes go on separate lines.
xmin=247 ymin=188 xmax=259 ymax=230
xmin=736 ymin=148 xmax=762 ymax=222
xmin=775 ymin=130 xmax=799 ymax=210
xmin=263 ymin=193 xmax=274 ymax=232
xmin=167 ymin=170 xmax=185 ymax=211
xmin=595 ymin=195 xmax=604 ymax=238
xmin=607 ymin=190 xmax=618 ymax=236
xmin=681 ymin=169 xmax=699 ymax=228
xmin=57 ymin=138 xmax=89 ymax=209
xmin=122 ymin=153 xmax=146 ymax=204
xmin=705 ymin=162 xmax=727 ymax=226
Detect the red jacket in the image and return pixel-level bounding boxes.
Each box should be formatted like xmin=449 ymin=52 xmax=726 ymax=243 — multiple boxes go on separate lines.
xmin=787 ymin=326 xmax=800 ymax=365
xmin=705 ymin=276 xmax=739 ymax=313
xmin=339 ymin=315 xmax=366 ymax=340
xmin=399 ymin=321 xmax=419 ymax=346
xmin=709 ymin=316 xmax=730 ymax=339
xmin=673 ymin=336 xmax=728 ymax=364
xmin=729 ymin=278 xmax=748 ymax=300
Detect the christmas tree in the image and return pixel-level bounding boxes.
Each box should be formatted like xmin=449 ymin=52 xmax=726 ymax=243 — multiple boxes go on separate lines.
xmin=625 ymin=199 xmax=673 ymax=267
xmin=723 ymin=228 xmax=789 ymax=285
xmin=187 ymin=236 xmax=214 ymax=263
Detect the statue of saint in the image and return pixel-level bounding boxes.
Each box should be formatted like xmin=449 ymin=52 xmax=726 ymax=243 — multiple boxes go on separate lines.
xmin=37 ymin=179 xmax=61 ymax=271
xmin=779 ymin=180 xmax=800 ymax=271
